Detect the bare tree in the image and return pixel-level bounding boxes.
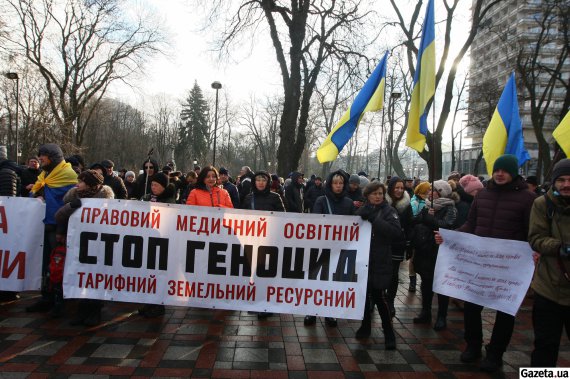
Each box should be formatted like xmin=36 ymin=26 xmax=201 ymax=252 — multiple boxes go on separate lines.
xmin=390 ymin=0 xmax=501 ymax=179
xmin=205 ymin=0 xmax=376 ymax=176
xmin=1 ymin=0 xmax=166 ymax=151
xmin=516 ymin=0 xmax=570 ymax=178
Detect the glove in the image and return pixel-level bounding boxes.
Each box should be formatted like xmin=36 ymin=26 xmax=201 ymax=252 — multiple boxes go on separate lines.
xmin=70 ymin=198 xmax=82 ymax=209
xmin=359 ymin=206 xmax=374 ymax=221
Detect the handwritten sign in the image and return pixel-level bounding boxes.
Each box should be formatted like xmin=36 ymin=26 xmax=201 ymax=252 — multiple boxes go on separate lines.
xmin=433 ymin=229 xmax=534 ymax=316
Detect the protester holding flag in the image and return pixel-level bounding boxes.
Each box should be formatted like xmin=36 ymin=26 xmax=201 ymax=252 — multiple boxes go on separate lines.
xmin=455 ymin=154 xmax=536 ymax=372
xmin=354 ymin=181 xmax=401 ymax=349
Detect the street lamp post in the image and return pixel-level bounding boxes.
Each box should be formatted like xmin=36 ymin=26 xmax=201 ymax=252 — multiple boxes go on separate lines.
xmin=211 ymin=81 xmax=222 ymax=167
xmin=4 ymin=72 xmax=19 ymax=164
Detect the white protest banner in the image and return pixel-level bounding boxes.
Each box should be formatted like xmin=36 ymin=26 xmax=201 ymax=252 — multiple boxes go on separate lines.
xmin=0 ymin=197 xmax=45 ymax=291
xmin=433 ymin=229 xmax=535 ymax=316
xmin=64 ymin=199 xmax=371 ymax=319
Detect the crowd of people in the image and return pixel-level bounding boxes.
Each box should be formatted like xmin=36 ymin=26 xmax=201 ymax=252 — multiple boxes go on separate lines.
xmin=0 ymin=143 xmax=569 ymax=371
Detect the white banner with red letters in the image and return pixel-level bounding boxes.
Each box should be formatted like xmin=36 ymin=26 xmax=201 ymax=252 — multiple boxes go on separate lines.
xmin=64 ymin=199 xmax=371 ymax=319
xmin=0 ymin=197 xmax=45 ymax=291
xmin=433 ymin=229 xmax=535 ymax=316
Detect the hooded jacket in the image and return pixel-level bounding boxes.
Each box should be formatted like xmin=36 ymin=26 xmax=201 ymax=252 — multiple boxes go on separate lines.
xmin=529 ymin=189 xmax=570 ymax=306
xmin=241 ymin=171 xmax=285 ymax=212
xmin=385 ymin=191 xmax=413 ymax=261
xmin=312 ymin=170 xmax=354 ymax=216
xmin=133 ymin=159 xmax=159 ymax=200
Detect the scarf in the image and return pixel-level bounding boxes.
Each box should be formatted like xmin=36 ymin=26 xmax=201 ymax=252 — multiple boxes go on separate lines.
xmin=426 ymin=197 xmax=455 ymax=211
xmin=31 ymin=160 xmax=77 ymax=194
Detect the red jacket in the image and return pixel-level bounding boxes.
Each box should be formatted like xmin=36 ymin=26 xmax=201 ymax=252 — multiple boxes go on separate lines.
xmin=186 ymin=186 xmax=233 ymax=208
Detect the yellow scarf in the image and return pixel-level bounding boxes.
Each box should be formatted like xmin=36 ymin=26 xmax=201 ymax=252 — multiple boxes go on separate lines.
xmin=31 ymin=160 xmax=78 ymax=194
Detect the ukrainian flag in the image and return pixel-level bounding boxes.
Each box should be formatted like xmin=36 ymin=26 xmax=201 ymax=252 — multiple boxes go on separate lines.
xmin=317 ymin=51 xmax=388 ymax=163
xmin=406 ymin=0 xmax=435 ymax=153
xmin=483 ymin=73 xmax=531 ymax=175
xmin=553 ymin=110 xmax=570 ymax=156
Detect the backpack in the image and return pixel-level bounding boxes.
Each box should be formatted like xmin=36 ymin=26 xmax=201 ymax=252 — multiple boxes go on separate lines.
xmin=49 ymin=245 xmax=67 ymax=286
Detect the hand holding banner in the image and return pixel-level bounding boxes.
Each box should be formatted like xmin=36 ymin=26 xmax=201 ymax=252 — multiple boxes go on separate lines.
xmin=433 ymin=229 xmax=534 ymax=316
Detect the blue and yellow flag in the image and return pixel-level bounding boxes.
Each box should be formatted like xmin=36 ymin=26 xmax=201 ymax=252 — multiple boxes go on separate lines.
xmin=553 ymin=110 xmax=570 ymax=156
xmin=317 ymin=51 xmax=388 ymax=163
xmin=483 ymin=73 xmax=531 ymax=175
xmin=406 ymin=0 xmax=436 ymax=153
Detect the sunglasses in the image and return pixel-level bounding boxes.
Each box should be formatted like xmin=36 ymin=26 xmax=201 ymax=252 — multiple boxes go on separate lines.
xmin=144 ymin=166 xmax=154 ymax=169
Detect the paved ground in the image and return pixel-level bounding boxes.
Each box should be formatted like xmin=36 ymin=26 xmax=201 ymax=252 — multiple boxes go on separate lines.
xmin=0 ymin=267 xmax=568 ymax=378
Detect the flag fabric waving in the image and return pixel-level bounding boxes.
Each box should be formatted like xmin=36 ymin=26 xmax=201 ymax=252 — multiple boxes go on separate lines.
xmin=405 ymin=0 xmax=436 ymax=153
xmin=553 ymin=110 xmax=570 ymax=157
xmin=483 ymin=73 xmax=531 ymax=175
xmin=317 ymin=51 xmax=388 ymax=164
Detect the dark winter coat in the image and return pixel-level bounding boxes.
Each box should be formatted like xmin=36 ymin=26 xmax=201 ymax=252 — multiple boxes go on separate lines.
xmin=386 ymin=192 xmax=413 ymax=261
xmin=285 ymin=172 xmax=305 ymax=213
xmin=457 ymin=176 xmax=536 ymax=241
xmin=238 ymin=171 xmax=255 ymax=204
xmin=104 ymin=174 xmax=128 ymax=200
xmin=223 ymin=181 xmax=240 ymax=208
xmin=304 ymin=183 xmax=325 ymax=212
xmin=20 ymin=167 xmax=40 ymax=197
xmin=347 ymin=187 xmax=364 ymax=202
xmin=356 ymin=201 xmax=402 ymax=290
xmin=312 ymin=170 xmax=354 ymax=216
xmin=241 ymin=171 xmax=285 ymax=212
xmin=455 ymin=190 xmax=474 ymax=229
xmin=411 ymin=202 xmax=457 ymax=277
xmin=132 ymin=159 xmax=160 ymax=200
xmin=0 ymin=159 xmax=20 ymax=196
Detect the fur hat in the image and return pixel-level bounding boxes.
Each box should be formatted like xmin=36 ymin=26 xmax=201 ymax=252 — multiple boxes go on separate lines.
xmin=432 ymin=180 xmax=452 ymax=198
xmin=38 ymin=143 xmax=64 ymax=164
xmin=414 ymin=181 xmax=430 ymax=195
xmin=151 ymin=172 xmax=169 ymax=189
xmin=0 ymin=145 xmax=7 ymax=160
xmin=349 ymin=174 xmax=361 ymax=184
xmin=459 ymin=174 xmax=484 ymax=196
xmin=447 ymin=171 xmax=461 ymax=181
xmin=493 ymin=154 xmax=519 ymax=178
xmin=552 ymin=159 xmax=570 ymax=183
xmin=78 ymin=169 xmax=104 ymax=187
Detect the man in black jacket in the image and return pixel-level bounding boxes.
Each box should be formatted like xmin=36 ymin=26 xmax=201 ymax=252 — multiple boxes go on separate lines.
xmin=285 ymin=171 xmax=305 ymax=213
xmin=304 ymin=176 xmax=324 ymax=213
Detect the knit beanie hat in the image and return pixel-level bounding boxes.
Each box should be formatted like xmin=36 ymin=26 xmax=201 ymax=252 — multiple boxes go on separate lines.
xmin=493 ymin=154 xmax=519 ymax=178
xmin=151 ymin=172 xmax=169 ymax=189
xmin=219 ymin=167 xmax=229 ymax=175
xmin=0 ymin=145 xmax=7 ymax=160
xmin=359 ymin=176 xmax=370 ymax=188
xmin=78 ymin=169 xmax=104 ymax=187
xmin=552 ymin=159 xmax=570 ymax=182
xmin=414 ymin=181 xmax=430 ymax=195
xmin=38 ymin=143 xmax=65 ymax=164
xmin=125 ymin=171 xmax=135 ymax=179
xmin=349 ymin=174 xmax=361 ymax=184
xmin=448 ymin=171 xmax=461 ymax=181
xmin=432 ymin=180 xmax=452 ymax=198
xmin=459 ymin=174 xmax=484 ymax=196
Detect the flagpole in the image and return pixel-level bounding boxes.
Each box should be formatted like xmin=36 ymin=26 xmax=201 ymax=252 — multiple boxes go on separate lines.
xmin=377 ymin=80 xmax=387 ymax=180
xmin=430 ymin=99 xmax=436 ymax=209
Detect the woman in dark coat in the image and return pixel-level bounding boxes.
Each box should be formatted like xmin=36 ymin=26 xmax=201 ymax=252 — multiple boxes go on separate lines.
xmin=411 ymin=180 xmax=458 ymax=331
xmin=355 ymin=181 xmax=402 ymax=349
xmin=304 ymin=170 xmax=354 ymax=327
xmin=132 ymin=158 xmax=160 ymax=200
xmin=241 ymin=171 xmax=285 ymax=319
xmin=241 ymin=171 xmax=285 ymax=212
xmin=385 ymin=177 xmax=413 ymax=318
